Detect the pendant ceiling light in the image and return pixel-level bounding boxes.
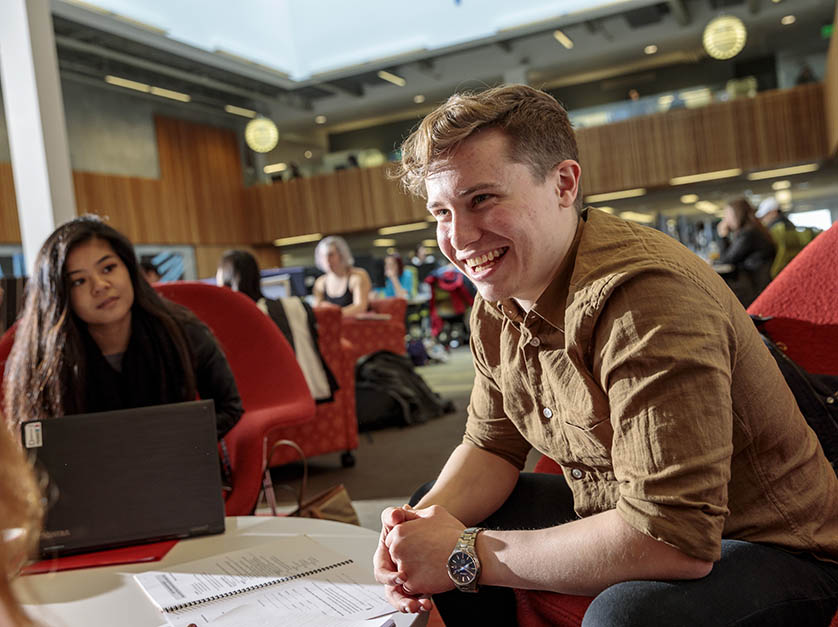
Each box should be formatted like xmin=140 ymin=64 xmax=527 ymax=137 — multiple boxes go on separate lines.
xmin=702 ymin=15 xmax=747 ymax=60
xmin=245 ymin=117 xmax=279 ymax=153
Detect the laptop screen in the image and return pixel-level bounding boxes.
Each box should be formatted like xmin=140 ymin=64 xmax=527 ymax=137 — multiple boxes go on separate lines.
xmin=21 ymin=400 xmax=225 ymax=557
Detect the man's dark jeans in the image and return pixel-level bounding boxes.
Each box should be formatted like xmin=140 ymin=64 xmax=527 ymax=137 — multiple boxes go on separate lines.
xmin=409 ymin=473 xmax=838 ymax=626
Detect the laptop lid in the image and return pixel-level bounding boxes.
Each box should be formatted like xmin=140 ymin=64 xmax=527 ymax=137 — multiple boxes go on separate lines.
xmin=20 ymin=400 xmax=225 ymax=557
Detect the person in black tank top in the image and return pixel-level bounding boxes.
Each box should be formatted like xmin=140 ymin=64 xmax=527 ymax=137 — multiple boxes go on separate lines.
xmin=312 ymin=236 xmax=372 ymax=315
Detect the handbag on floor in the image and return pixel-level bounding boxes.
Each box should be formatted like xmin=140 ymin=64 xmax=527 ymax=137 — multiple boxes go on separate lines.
xmin=262 ymin=439 xmax=360 ymax=525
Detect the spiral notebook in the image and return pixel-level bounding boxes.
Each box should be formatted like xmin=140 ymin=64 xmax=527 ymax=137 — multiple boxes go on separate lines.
xmin=133 ymin=535 xmax=395 ymax=627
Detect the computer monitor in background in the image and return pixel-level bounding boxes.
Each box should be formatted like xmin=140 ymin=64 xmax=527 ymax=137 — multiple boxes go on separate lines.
xmin=260 ymin=274 xmax=291 ymax=299
xmin=261 ymin=266 xmax=322 ymax=297
xmin=353 ymin=255 xmax=385 ymax=289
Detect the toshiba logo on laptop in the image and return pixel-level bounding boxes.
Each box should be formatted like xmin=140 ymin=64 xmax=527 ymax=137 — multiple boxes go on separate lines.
xmin=41 ymin=529 xmax=71 ymax=540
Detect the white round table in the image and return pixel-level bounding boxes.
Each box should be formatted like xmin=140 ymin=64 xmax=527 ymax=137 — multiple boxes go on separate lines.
xmin=15 ymin=517 xmax=425 ymax=627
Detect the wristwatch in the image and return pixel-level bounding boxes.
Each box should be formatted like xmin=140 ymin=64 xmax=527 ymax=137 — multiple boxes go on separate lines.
xmin=446 ymin=527 xmax=484 ymax=592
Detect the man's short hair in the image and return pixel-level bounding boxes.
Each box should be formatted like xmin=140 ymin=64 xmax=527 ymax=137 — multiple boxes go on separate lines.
xmin=396 ymin=84 xmax=581 ymax=207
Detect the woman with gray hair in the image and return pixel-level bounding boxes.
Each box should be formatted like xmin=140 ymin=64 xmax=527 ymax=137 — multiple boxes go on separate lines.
xmin=312 ymin=236 xmax=371 ymax=316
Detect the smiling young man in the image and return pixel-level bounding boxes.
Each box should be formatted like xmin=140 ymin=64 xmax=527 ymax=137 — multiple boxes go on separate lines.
xmin=373 ymin=85 xmax=838 ymax=625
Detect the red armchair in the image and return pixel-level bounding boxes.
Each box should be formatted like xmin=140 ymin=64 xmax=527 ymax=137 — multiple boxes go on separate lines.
xmin=341 ymin=298 xmax=407 ymax=368
xmin=517 ymin=224 xmax=838 ymax=626
xmin=747 ymin=223 xmax=838 ymax=375
xmin=155 ymin=282 xmax=316 ymax=516
xmin=264 ymin=304 xmax=360 ymax=469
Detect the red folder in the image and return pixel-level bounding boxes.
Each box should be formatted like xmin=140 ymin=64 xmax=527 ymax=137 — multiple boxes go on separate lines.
xmin=21 ymin=540 xmax=178 ymax=575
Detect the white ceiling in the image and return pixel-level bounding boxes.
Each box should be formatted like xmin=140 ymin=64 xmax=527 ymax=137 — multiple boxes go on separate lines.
xmin=52 ymin=0 xmax=836 ymax=135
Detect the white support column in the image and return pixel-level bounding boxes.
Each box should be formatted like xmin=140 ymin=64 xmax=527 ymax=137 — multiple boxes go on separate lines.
xmin=0 ymin=0 xmax=76 ymax=276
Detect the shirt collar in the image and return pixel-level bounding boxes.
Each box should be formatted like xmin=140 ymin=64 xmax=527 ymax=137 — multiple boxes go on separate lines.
xmin=495 ymin=209 xmax=587 ymax=330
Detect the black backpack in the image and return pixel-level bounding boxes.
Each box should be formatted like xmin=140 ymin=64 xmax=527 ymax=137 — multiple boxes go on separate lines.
xmin=752 ymin=316 xmax=838 ymax=475
xmin=354 ymin=350 xmax=454 ymax=431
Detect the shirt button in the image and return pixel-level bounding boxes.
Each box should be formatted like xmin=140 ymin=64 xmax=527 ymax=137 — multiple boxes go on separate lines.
xmin=530 ymin=337 xmax=541 ymax=347
xmin=542 ymin=407 xmax=553 ymax=419
xmin=570 ymin=468 xmax=584 ymax=480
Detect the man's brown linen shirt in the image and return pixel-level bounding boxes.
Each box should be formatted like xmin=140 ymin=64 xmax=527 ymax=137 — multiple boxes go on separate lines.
xmin=465 ymin=208 xmax=838 ymax=563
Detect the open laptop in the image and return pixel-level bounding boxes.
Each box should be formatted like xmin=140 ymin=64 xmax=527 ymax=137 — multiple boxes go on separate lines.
xmin=20 ymin=400 xmax=226 ymax=557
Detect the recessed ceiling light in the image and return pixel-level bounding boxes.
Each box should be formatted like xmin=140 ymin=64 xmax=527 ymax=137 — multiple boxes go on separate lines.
xmin=104 ymin=75 xmax=150 ymax=93
xmin=781 ymin=15 xmax=796 ymax=25
xmin=771 ymin=180 xmax=791 ymax=190
xmin=304 ymin=150 xmax=313 ymax=159
xmin=273 ymin=232 xmax=322 ymax=247
xmin=149 ymin=86 xmax=191 ymax=102
xmin=680 ymin=194 xmax=699 ymax=204
xmin=263 ymin=162 xmax=287 ymax=174
xmin=695 ymin=201 xmax=719 ymax=213
xmin=377 ymin=70 xmax=406 ymax=87
xmin=702 ymin=15 xmax=747 ymax=60
xmin=421 ymin=239 xmax=438 ymax=248
xmin=314 ymin=115 xmax=327 ymax=124
xmin=224 ymin=104 xmax=257 ymax=118
xmin=644 ymin=44 xmax=658 ymax=55
xmin=620 ymin=211 xmax=655 ymax=224
xmin=585 ymin=188 xmax=646 ymax=203
xmin=373 ymin=238 xmax=397 ymax=247
xmin=553 ymin=29 xmax=574 ymax=49
xmin=775 ymin=189 xmax=792 ymax=204
xmin=413 ymin=94 xmax=426 ymax=104
xmin=378 ymin=222 xmax=431 ymax=235
xmin=670 ymin=168 xmax=742 ymax=185
xmin=746 ymin=163 xmax=819 ymax=180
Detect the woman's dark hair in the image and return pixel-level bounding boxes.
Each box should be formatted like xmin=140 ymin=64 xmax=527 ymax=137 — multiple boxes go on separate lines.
xmin=3 ymin=215 xmax=197 ymax=426
xmin=727 ymin=197 xmax=774 ymax=243
xmin=386 ymin=253 xmax=404 ymax=277
xmin=217 ymin=250 xmax=262 ymax=302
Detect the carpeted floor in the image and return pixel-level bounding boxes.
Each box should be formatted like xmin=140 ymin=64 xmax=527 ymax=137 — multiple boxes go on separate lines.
xmin=260 ymin=346 xmax=539 ymax=530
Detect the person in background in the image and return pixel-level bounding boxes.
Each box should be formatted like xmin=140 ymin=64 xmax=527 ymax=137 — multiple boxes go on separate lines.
xmin=216 ymin=249 xmax=337 ymax=402
xmin=716 ymin=197 xmax=776 ymax=307
xmin=313 ymin=236 xmax=371 ymax=316
xmin=373 ymin=85 xmax=838 ymax=625
xmin=410 ymin=244 xmax=440 ymax=284
xmin=140 ymin=259 xmax=161 ymax=284
xmin=2 ymin=216 xmax=242 ymax=439
xmin=374 ymin=253 xmax=416 ymax=300
xmin=0 ymin=410 xmax=42 ymax=627
xmin=756 ymin=197 xmax=820 ymax=278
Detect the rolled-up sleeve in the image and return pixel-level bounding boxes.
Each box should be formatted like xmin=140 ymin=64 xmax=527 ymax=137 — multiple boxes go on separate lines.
xmin=593 ymin=270 xmax=736 ymax=562
xmin=464 ymin=331 xmax=531 ymax=470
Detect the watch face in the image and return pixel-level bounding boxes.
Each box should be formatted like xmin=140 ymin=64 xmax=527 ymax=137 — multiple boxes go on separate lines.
xmin=447 ymin=551 xmax=477 ymax=584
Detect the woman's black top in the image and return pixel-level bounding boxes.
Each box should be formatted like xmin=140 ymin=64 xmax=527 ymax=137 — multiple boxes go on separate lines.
xmin=83 ymin=309 xmax=243 ymax=439
xmin=323 ymin=279 xmax=354 ymax=308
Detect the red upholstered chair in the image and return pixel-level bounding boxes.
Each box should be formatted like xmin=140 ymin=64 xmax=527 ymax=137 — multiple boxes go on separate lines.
xmin=264 ymin=305 xmax=360 ymax=469
xmin=517 ymin=224 xmax=838 ymax=626
xmin=341 ymin=298 xmax=407 ymax=367
xmin=154 ymin=282 xmax=316 ymax=516
xmin=747 ymin=223 xmax=838 ymax=376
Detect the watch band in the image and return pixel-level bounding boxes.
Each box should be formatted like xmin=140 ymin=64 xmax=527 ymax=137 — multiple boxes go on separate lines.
xmin=448 ymin=526 xmax=485 ymax=592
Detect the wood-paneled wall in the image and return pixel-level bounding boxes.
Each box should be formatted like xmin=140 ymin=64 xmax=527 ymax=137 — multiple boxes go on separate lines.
xmin=826 ymin=5 xmax=838 ymax=156
xmin=0 ymin=163 xmax=20 ymax=242
xmin=246 ymin=165 xmax=428 ymax=243
xmin=194 ymin=244 xmax=284 ymax=280
xmin=2 ymin=116 xmax=252 ymax=245
xmin=0 ymin=83 xmax=831 ymax=247
xmin=576 ymin=82 xmax=827 ymax=194
xmin=248 ymin=84 xmax=828 ymax=242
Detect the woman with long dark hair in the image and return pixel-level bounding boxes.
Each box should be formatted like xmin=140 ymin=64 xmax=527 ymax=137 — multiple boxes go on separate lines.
xmin=3 ymin=215 xmax=242 ymax=438
xmin=717 ymin=197 xmax=776 ymax=307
